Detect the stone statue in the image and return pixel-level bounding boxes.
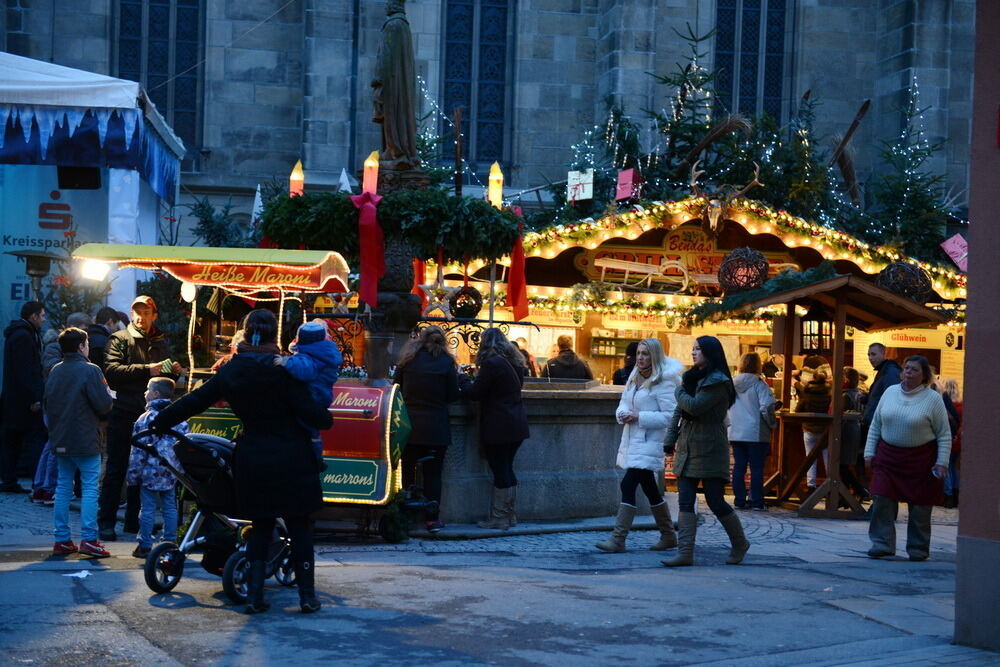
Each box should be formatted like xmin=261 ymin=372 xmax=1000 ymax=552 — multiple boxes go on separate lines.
xmin=372 ymin=0 xmax=419 ymax=170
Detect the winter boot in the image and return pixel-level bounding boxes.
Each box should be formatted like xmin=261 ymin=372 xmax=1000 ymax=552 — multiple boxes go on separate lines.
xmin=295 ymin=559 xmax=321 ymax=613
xmin=661 ymin=512 xmax=697 ymax=567
xmin=720 ymin=511 xmax=750 ymax=564
xmin=478 ymin=487 xmax=511 ymax=530
xmin=505 ymin=485 xmax=518 ymax=527
xmin=649 ymin=501 xmax=677 ymax=550
xmin=595 ymin=504 xmax=637 ymax=552
xmin=244 ymin=560 xmax=271 ymax=614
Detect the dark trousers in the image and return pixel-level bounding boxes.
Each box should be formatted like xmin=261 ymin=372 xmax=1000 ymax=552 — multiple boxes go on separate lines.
xmin=247 ymin=514 xmax=314 ymax=565
xmin=97 ymin=411 xmax=141 ymax=531
xmin=677 ymin=476 xmax=734 ymax=517
xmin=1 ymin=426 xmax=45 ymax=486
xmin=868 ymin=494 xmax=932 ymax=559
xmin=402 ymin=443 xmax=445 ymax=520
xmin=731 ymin=441 xmax=768 ymax=508
xmin=620 ymin=468 xmax=662 ymax=506
xmin=485 ymin=440 xmax=523 ymax=489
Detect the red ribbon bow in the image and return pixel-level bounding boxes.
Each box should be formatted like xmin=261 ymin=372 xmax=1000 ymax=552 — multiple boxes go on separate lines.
xmin=350 ymin=192 xmax=385 ymax=308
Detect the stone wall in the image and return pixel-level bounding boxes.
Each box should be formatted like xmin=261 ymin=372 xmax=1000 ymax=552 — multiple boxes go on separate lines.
xmin=439 ymin=387 xmax=631 ymax=524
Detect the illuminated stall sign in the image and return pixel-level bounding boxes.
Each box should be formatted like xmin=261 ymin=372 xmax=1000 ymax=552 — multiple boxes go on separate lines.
xmin=573 ymin=227 xmax=796 ymax=288
xmin=125 ymin=254 xmax=350 ymax=292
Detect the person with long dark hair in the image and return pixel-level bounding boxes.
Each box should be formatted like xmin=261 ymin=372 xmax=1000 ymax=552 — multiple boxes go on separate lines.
xmin=662 ymin=336 xmax=749 ymax=567
xmin=458 ymin=327 xmax=530 ymax=529
xmin=394 ymin=326 xmax=460 ymax=533
xmin=152 ymin=309 xmax=332 ymax=613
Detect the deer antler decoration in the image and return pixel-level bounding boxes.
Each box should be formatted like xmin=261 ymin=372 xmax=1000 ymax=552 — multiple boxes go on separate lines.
xmin=688 ymin=162 xmax=765 ymax=236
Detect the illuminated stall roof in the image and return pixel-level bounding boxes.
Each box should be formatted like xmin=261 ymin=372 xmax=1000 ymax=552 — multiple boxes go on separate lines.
xmin=73 ymin=243 xmax=351 ymax=293
xmin=518 ymin=198 xmax=966 ymax=301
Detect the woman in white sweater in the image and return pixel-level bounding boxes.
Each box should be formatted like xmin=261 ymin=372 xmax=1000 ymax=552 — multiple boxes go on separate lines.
xmin=864 ymin=355 xmax=951 ymax=561
xmin=596 ymin=338 xmax=683 ymax=553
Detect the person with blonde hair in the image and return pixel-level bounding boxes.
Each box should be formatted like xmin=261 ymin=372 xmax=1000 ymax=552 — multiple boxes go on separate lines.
xmin=596 ymin=338 xmax=683 ymax=552
xmin=459 ymin=328 xmax=530 ymax=529
xmin=728 ymin=352 xmax=776 ymax=511
xmin=395 ymin=326 xmax=460 ymax=533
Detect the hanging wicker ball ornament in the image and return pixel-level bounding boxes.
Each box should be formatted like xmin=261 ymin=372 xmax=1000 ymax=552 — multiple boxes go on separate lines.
xmin=718 ymin=247 xmax=770 ymax=293
xmin=448 ymin=285 xmax=484 ymax=319
xmin=875 ymin=262 xmax=933 ymax=303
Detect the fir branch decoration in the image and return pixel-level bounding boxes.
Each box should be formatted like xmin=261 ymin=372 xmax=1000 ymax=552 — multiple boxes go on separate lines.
xmin=682 ymin=261 xmax=839 ymax=327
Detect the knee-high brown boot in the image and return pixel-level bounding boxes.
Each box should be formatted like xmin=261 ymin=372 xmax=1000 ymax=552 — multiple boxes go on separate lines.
xmin=661 ymin=512 xmax=697 ymax=567
xmin=478 ymin=487 xmax=511 ymax=530
xmin=649 ymin=500 xmax=677 ymax=550
xmin=719 ymin=511 xmax=750 ymax=564
xmin=595 ymin=504 xmax=637 ymax=552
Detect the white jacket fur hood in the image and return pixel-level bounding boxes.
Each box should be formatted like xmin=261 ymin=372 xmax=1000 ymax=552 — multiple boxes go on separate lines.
xmin=614 ymin=357 xmax=684 ymax=470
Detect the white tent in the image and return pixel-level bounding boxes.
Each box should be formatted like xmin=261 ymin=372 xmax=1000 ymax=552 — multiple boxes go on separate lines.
xmin=0 ymin=53 xmax=186 ymax=330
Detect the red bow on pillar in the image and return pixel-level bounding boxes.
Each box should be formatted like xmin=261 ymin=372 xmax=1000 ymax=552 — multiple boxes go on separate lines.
xmin=508 ymin=219 xmax=528 ymax=321
xmin=350 ymin=192 xmax=385 ymax=308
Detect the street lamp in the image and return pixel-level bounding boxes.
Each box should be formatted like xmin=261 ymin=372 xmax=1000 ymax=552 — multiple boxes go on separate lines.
xmin=4 ymin=250 xmax=65 ymax=301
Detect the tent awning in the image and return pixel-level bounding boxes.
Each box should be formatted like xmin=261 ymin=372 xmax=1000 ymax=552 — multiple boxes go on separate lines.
xmin=73 ymin=244 xmax=352 ymax=294
xmin=733 ymin=274 xmax=948 ymax=332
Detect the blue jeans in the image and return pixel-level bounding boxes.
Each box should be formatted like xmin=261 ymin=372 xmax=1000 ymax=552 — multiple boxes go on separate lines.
xmin=731 ymin=441 xmax=769 ymax=508
xmin=54 ymin=455 xmax=101 ymax=543
xmin=138 ymin=486 xmax=178 ymax=549
xmin=33 ymin=440 xmax=59 ymax=493
xmin=944 ymin=452 xmax=959 ymax=496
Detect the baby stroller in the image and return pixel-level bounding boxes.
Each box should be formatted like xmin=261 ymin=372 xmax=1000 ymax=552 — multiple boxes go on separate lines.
xmin=130 ymin=428 xmax=295 ymax=604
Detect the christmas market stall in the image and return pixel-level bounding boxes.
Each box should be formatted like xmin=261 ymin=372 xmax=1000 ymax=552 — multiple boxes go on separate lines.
xmin=71 ymin=243 xmax=425 ymax=539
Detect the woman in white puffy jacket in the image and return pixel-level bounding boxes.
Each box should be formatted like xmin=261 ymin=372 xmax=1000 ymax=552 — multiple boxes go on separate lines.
xmin=728 ymin=353 xmax=776 ymax=511
xmin=596 ymin=338 xmax=684 ymax=553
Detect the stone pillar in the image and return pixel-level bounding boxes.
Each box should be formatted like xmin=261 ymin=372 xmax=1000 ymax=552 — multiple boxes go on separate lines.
xmin=954 ymin=0 xmax=1000 ymax=651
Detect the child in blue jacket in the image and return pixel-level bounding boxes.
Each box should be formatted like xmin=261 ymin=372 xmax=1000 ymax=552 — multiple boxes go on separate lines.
xmin=274 ymin=320 xmax=341 ymax=469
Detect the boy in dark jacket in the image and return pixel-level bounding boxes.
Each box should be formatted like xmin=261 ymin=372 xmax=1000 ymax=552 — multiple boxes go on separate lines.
xmin=273 ymin=320 xmax=341 ymax=467
xmin=44 ymin=328 xmax=114 ymax=557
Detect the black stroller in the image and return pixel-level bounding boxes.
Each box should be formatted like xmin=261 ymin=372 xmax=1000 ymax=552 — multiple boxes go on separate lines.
xmin=130 ymin=428 xmax=295 ymax=604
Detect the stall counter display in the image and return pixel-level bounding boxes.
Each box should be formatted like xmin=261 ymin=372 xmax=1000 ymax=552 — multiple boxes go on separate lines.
xmin=187 ymin=380 xmax=411 ymax=505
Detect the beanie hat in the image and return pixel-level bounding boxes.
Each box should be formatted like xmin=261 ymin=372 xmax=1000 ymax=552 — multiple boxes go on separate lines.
xmin=297 ymin=320 xmax=327 ymax=346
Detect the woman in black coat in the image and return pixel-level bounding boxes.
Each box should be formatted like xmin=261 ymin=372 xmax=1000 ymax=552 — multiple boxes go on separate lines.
xmin=458 ymin=327 xmax=530 ymax=529
xmin=394 ymin=326 xmax=459 ymax=533
xmin=153 ymin=310 xmax=331 ymax=615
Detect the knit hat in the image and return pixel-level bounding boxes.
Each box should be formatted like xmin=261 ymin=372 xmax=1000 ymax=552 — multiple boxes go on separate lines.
xmin=297 ymin=320 xmax=327 ymax=346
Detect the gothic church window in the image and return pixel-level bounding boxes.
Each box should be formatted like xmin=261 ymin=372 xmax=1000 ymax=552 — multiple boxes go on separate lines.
xmin=714 ymin=0 xmax=788 ymax=120
xmin=116 ymin=0 xmax=203 ymax=168
xmin=442 ymin=0 xmax=511 ymax=174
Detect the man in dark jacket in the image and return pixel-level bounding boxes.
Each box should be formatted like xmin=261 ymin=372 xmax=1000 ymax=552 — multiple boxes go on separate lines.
xmin=862 ymin=343 xmax=902 ymax=431
xmin=46 ymin=327 xmax=114 ymax=557
xmin=612 ymin=341 xmax=639 ymax=385
xmin=86 ymin=306 xmax=121 ymax=369
xmin=97 ymin=296 xmax=180 ymax=540
xmin=1 ymin=301 xmax=47 ymax=493
xmin=541 ymin=335 xmax=593 ymax=380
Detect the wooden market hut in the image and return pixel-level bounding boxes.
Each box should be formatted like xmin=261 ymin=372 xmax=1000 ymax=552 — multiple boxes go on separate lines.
xmin=727 ymin=274 xmax=948 ymax=518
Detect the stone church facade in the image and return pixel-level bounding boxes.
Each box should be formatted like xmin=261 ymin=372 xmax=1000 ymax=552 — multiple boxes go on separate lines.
xmin=3 ymin=0 xmax=974 ymax=219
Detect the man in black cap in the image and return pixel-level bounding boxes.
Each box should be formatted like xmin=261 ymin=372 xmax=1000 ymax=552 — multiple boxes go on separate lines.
xmin=98 ymin=296 xmax=181 ymax=541
xmin=1 ymin=301 xmax=47 ymax=492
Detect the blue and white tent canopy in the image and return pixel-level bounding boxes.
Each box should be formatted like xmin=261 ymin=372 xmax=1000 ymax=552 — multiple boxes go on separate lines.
xmin=0 ymin=52 xmax=184 ymax=204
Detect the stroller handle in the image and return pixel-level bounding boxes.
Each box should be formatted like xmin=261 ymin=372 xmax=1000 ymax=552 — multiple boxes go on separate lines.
xmin=131 ymin=427 xmax=194 ymax=456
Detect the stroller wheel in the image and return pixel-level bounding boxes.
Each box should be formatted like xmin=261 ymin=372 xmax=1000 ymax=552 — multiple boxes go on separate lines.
xmin=144 ymin=543 xmax=185 ymax=593
xmin=273 ymin=552 xmax=296 ymax=587
xmin=222 ymin=552 xmax=250 ymax=604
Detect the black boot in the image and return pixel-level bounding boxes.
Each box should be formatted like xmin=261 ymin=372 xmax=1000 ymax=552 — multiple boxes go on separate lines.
xmin=244 ymin=560 xmax=271 ymax=614
xmin=295 ymin=559 xmax=321 ymax=613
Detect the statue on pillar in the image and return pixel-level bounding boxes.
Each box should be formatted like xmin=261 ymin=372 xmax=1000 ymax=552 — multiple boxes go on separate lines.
xmin=372 ymin=0 xmax=421 ymax=175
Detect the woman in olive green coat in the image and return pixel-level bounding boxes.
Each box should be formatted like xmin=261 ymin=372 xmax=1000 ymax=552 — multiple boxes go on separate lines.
xmin=662 ymin=336 xmax=750 ymax=567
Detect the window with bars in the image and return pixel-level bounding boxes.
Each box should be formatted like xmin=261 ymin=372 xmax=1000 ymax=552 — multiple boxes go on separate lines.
xmin=116 ymin=0 xmax=202 ymax=168
xmin=714 ymin=0 xmax=788 ymax=120
xmin=441 ymin=0 xmax=511 ymax=176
